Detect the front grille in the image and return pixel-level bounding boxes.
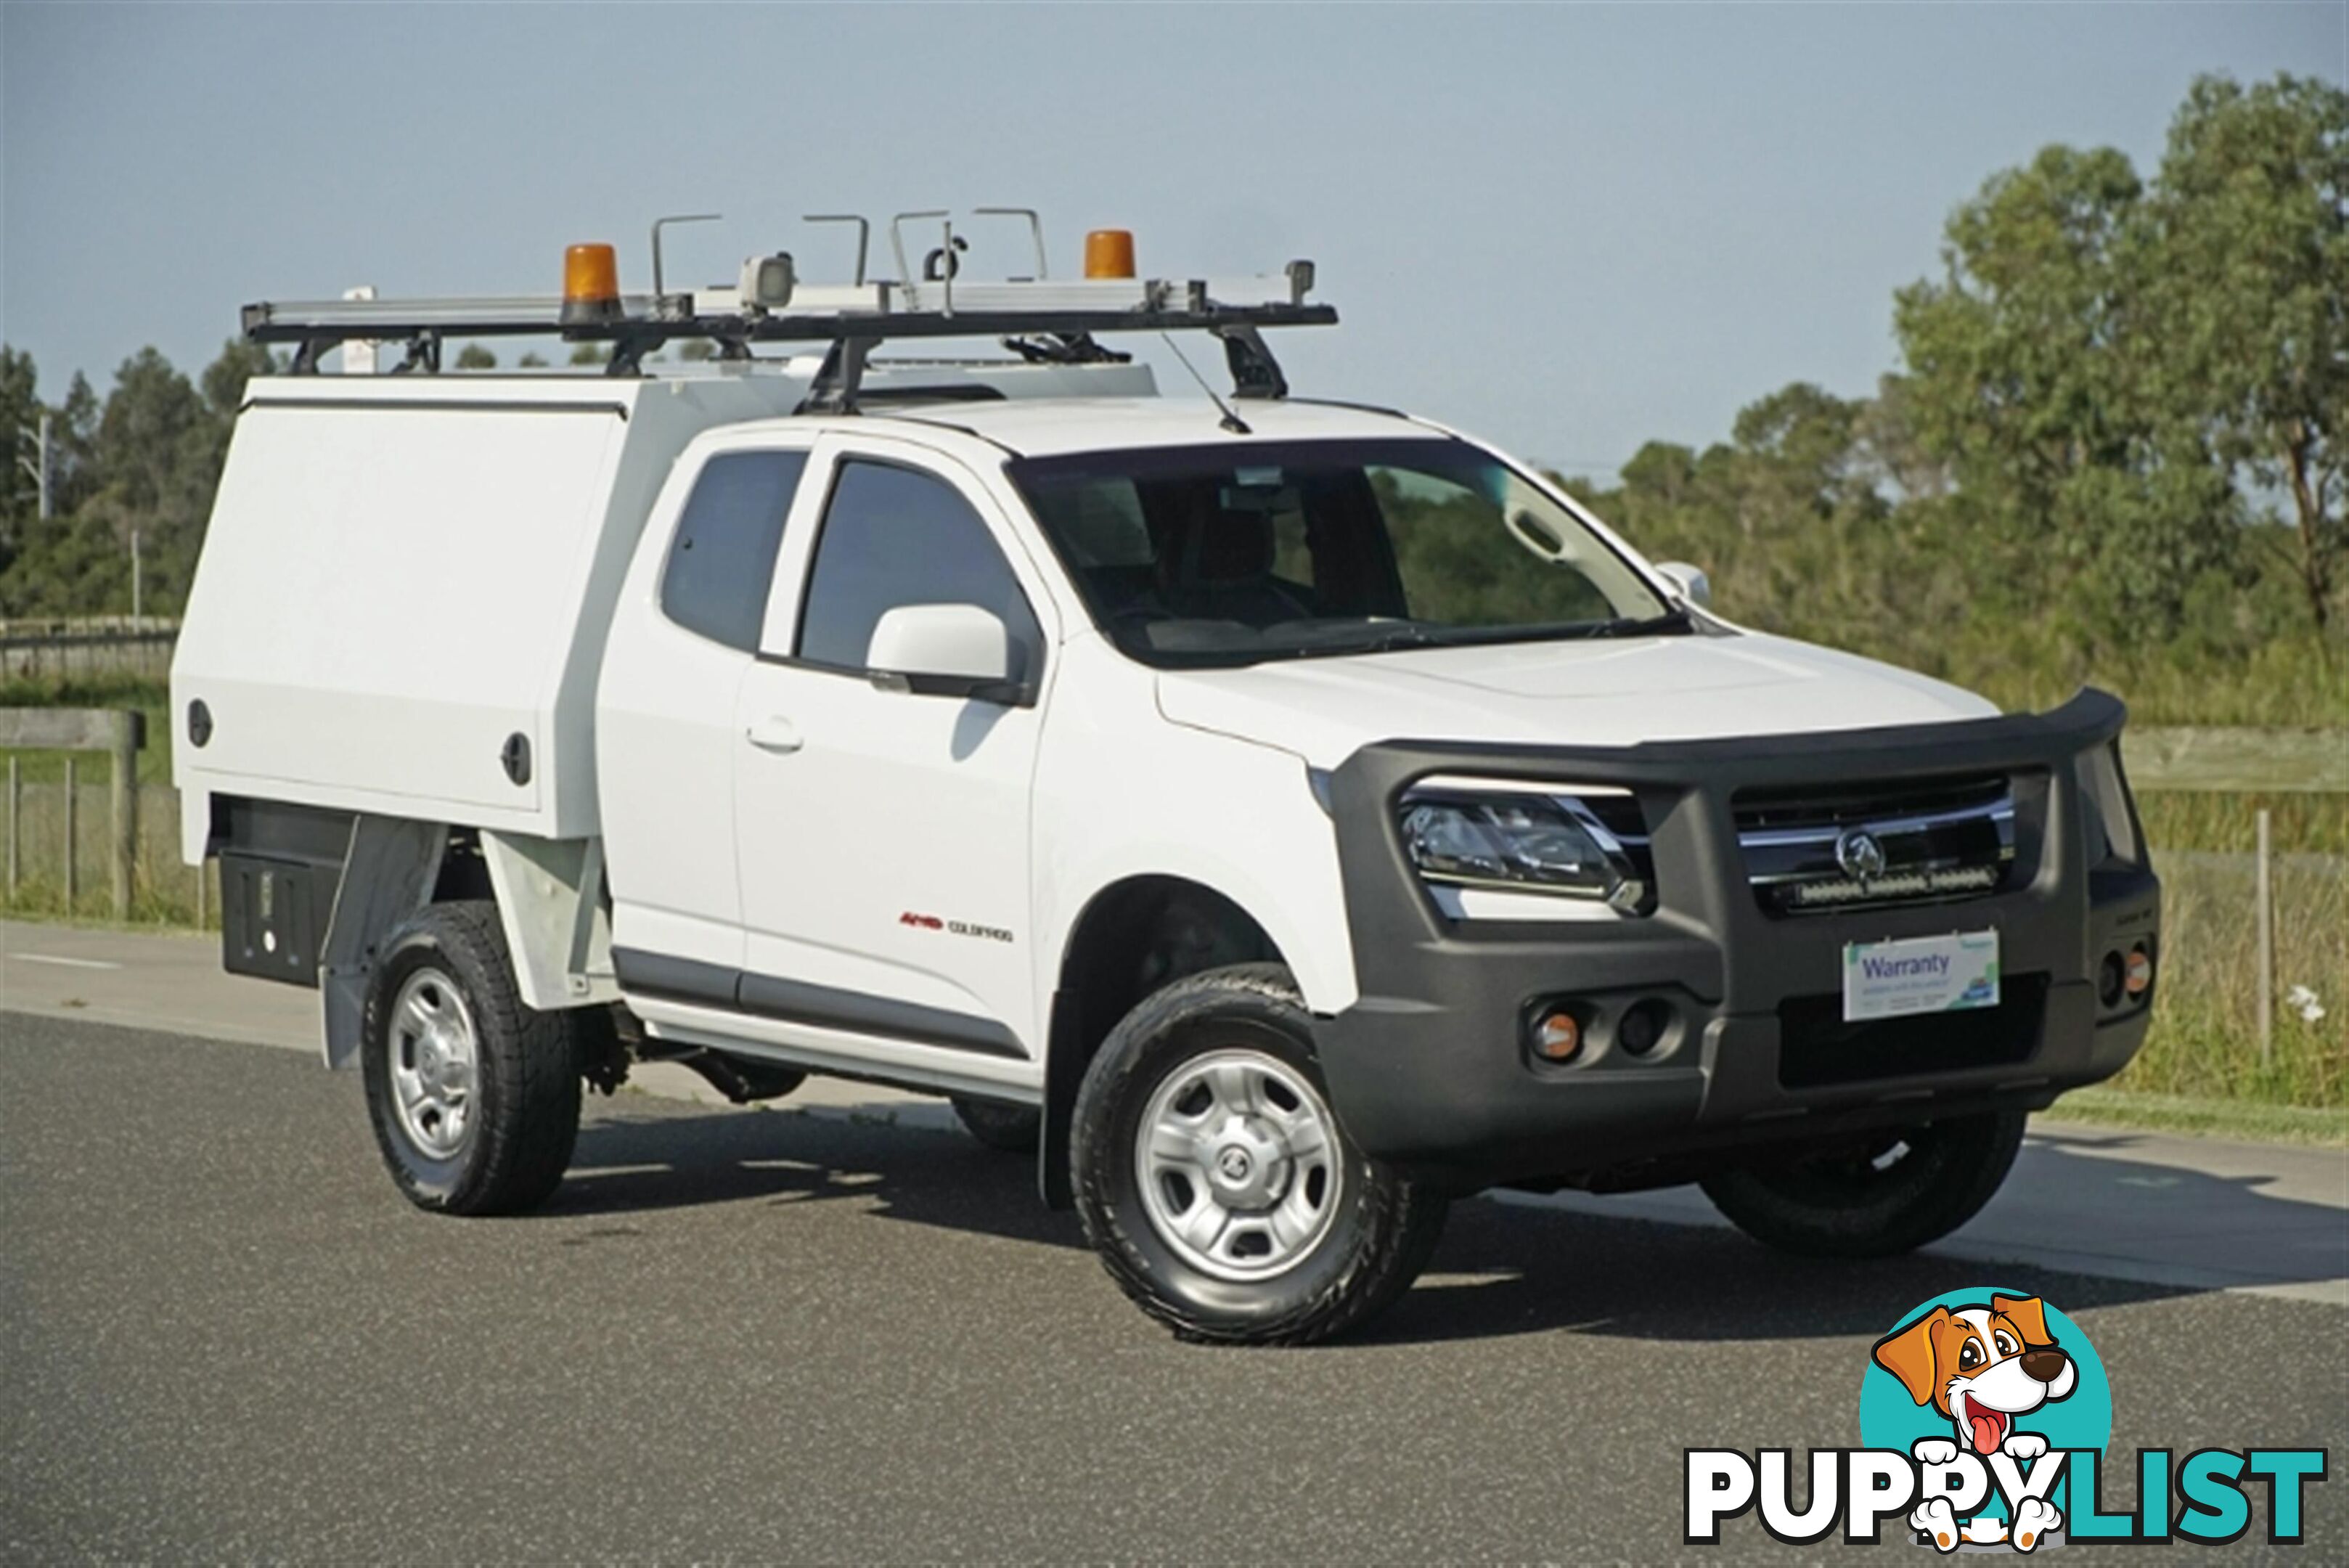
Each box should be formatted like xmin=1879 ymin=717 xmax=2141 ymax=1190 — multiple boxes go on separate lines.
xmin=1734 ymin=772 xmax=2017 ymax=917
xmin=1777 ymin=973 xmax=2048 ymax=1088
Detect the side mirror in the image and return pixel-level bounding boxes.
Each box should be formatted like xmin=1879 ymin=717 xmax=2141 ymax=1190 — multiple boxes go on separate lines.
xmin=1654 ymin=560 xmax=1712 ymax=610
xmin=865 ymin=603 xmax=1027 ymax=704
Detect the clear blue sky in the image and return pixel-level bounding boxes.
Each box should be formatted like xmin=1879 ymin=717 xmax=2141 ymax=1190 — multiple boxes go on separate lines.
xmin=4 ymin=3 xmax=2340 ymax=476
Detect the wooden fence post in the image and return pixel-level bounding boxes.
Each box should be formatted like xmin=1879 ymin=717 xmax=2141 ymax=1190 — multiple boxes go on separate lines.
xmin=109 ymin=711 xmax=137 ymax=919
xmin=2255 ymin=807 xmax=2274 ymax=1070
xmin=0 ymin=707 xmax=150 ymax=923
xmin=63 ymin=756 xmax=78 ymax=913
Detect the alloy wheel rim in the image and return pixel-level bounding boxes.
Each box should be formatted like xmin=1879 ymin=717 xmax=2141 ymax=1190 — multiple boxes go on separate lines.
xmin=1135 ymin=1047 xmax=1344 ymax=1282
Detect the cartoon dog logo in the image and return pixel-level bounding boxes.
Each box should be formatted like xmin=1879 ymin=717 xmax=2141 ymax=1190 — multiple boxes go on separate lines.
xmin=1873 ymin=1294 xmax=2077 ymax=1552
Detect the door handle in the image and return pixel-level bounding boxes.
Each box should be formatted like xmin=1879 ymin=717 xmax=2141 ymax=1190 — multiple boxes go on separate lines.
xmin=745 ymin=716 xmax=804 ymax=754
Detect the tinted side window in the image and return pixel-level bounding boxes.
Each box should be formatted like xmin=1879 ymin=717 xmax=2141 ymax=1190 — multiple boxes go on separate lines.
xmin=661 ymin=451 xmax=809 ymax=651
xmin=797 ymin=460 xmax=1041 ymax=673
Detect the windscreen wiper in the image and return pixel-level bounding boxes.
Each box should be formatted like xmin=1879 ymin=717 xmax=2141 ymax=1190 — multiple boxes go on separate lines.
xmin=1552 ymin=606 xmax=1695 ymax=640
xmin=1265 ymin=621 xmax=1445 ymax=659
xmin=1359 ymin=623 xmax=1446 ymax=653
xmin=1274 ymin=609 xmax=1691 ymax=662
xmin=1368 ymin=609 xmax=1696 ymax=650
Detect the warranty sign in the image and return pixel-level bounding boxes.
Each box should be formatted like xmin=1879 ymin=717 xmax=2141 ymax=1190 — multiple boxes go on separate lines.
xmin=1843 ymin=929 xmax=2001 ymax=1022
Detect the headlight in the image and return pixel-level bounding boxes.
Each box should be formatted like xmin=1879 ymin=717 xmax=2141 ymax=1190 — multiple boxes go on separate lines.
xmin=1398 ymin=785 xmax=1651 ymax=911
xmin=2076 ymin=743 xmax=2143 ymax=866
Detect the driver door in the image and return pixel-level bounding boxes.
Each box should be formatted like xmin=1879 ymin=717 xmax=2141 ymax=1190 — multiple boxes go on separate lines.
xmin=731 ymin=436 xmax=1053 ymax=1058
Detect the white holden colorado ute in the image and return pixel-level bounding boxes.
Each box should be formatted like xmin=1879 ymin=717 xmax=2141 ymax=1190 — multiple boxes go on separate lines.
xmin=173 ymin=224 xmax=2162 ymax=1343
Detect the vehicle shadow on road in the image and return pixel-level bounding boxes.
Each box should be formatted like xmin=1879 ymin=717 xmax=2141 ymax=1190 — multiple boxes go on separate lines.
xmin=1373 ymin=1204 xmax=2191 ymax=1348
xmin=555 ymin=1101 xmax=1087 ymax=1251
xmin=554 ymin=1101 xmax=2345 ymax=1347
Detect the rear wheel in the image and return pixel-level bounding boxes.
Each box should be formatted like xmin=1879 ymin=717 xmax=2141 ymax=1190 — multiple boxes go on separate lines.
xmin=361 ymin=901 xmax=581 ymax=1216
xmin=1699 ymin=1111 xmax=2026 ymax=1259
xmin=1073 ymin=964 xmax=1446 ymax=1344
xmin=950 ymin=1095 xmax=1042 ymax=1153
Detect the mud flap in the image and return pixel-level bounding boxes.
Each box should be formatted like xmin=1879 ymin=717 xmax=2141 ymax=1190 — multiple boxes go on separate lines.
xmin=319 ymin=817 xmax=446 ymax=1070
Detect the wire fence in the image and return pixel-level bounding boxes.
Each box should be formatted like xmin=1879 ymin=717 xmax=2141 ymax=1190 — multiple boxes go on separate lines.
xmin=3 ymin=779 xmax=217 ymax=927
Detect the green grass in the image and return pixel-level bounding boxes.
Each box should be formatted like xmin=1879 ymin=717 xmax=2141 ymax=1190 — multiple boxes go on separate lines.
xmin=2106 ymin=848 xmax=2345 ymax=1110
xmin=1988 ymin=636 xmax=2349 ymax=730
xmin=2136 ymin=792 xmax=2348 ymax=854
xmin=2036 ymin=1087 xmax=2348 ymax=1148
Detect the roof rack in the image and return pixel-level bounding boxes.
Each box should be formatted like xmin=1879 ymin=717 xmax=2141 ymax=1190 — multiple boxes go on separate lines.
xmin=242 ymin=239 xmax=1334 ymax=412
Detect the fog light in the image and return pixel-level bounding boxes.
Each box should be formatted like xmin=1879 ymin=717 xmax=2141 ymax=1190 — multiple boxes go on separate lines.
xmin=2125 ymin=944 xmax=2154 ymax=999
xmin=2098 ymin=951 xmax=2126 ymax=1008
xmin=1618 ymin=998 xmax=1670 ymax=1058
xmin=1531 ymin=1008 xmax=1582 ymax=1063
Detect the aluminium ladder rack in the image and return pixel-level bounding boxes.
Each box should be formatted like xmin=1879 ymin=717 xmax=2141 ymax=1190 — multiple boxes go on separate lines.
xmin=241 ymin=261 xmax=1335 ymax=412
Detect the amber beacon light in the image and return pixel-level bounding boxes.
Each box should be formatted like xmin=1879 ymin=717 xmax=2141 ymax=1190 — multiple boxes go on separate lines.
xmin=1083 ymin=229 xmax=1137 ymax=279
xmin=561 ymin=242 xmax=622 ymax=324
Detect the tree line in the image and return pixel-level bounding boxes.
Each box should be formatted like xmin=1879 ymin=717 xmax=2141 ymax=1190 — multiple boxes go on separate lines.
xmin=1561 ymin=73 xmax=2343 ymax=722
xmin=1 ymin=338 xmax=274 ymax=619
xmin=2 ymin=72 xmax=2340 ymax=722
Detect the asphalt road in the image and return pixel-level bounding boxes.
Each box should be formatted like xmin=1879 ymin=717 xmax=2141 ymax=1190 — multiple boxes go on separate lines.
xmin=4 ymin=1014 xmax=2344 ymax=1562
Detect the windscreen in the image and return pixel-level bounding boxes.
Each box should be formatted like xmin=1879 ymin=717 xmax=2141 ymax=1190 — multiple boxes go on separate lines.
xmin=1008 ymin=438 xmax=1680 ymax=668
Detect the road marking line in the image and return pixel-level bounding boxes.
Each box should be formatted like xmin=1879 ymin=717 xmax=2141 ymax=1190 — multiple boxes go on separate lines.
xmin=4 ymin=952 xmax=124 ymax=971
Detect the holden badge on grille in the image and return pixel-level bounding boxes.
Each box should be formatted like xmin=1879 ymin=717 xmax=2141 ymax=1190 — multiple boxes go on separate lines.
xmin=1834 ymin=828 xmax=1889 ymax=883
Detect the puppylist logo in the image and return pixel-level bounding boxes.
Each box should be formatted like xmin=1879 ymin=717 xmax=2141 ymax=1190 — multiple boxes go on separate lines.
xmin=1686 ymin=1289 xmax=2329 ymax=1551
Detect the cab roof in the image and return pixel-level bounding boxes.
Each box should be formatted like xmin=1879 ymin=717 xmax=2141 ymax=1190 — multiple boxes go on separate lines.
xmin=858 ymin=395 xmax=1447 ymax=458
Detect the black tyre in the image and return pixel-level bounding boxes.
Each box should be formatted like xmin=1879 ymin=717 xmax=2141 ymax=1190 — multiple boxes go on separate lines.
xmin=361 ymin=900 xmax=581 ymax=1216
xmin=1072 ymin=963 xmax=1447 ymax=1345
xmin=1699 ymin=1111 xmax=2027 ymax=1259
xmin=950 ymin=1095 xmax=1042 ymax=1153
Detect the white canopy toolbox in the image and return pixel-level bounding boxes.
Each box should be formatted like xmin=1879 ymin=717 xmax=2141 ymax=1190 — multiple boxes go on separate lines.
xmin=171 ymin=372 xmax=808 ymax=856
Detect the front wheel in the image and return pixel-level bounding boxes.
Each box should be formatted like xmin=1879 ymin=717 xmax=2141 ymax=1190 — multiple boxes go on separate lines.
xmin=361 ymin=901 xmax=581 ymax=1216
xmin=1699 ymin=1111 xmax=2026 ymax=1259
xmin=1072 ymin=964 xmax=1447 ymax=1345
